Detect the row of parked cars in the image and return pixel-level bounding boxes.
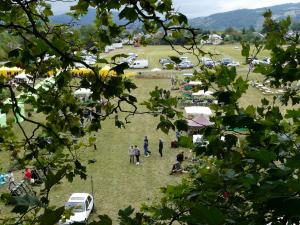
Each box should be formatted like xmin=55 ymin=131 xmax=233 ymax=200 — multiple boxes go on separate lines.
xmin=159 ymin=56 xmax=194 ymax=70
xmin=117 ymin=53 xmax=149 ymax=69
xmin=201 ymin=57 xmax=240 ymax=68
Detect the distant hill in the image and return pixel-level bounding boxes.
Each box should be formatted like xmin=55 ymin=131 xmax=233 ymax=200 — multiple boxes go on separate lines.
xmin=51 ymin=3 xmax=300 ymax=31
xmin=189 ymin=3 xmax=300 ymax=30
xmin=51 ymin=8 xmax=141 ymax=29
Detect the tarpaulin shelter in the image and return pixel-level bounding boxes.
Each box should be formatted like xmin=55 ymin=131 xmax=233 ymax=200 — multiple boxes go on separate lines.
xmin=187 ymin=115 xmax=214 ymax=134
xmin=187 ymin=115 xmax=214 ymax=127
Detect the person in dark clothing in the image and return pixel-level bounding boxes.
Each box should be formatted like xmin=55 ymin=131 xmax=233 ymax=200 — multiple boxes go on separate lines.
xmin=134 ymin=145 xmax=141 ymax=165
xmin=159 ymin=138 xmax=163 ymax=157
xmin=176 ymin=151 xmax=184 ymax=164
xmin=144 ymin=136 xmax=151 ymax=156
xmin=93 ymin=134 xmax=97 ymax=150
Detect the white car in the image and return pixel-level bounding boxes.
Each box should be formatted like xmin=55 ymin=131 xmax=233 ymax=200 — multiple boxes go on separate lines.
xmin=60 ymin=193 xmax=94 ymax=224
xmin=227 ymin=61 xmax=240 ymax=67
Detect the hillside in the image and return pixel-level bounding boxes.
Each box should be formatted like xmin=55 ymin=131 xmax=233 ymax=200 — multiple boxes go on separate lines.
xmin=51 ymin=8 xmax=141 ymax=29
xmin=51 ymin=3 xmax=300 ymax=30
xmin=189 ymin=3 xmax=300 ymax=30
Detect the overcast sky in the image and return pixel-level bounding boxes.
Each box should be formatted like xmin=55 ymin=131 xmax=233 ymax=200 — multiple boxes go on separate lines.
xmin=50 ymin=0 xmax=300 ymax=18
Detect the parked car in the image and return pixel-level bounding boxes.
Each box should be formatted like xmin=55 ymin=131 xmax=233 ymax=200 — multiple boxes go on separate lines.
xmin=127 ymin=52 xmax=138 ymax=60
xmin=179 ymin=56 xmax=189 ymax=62
xmin=227 ymin=61 xmax=240 ymax=67
xmin=203 ymin=59 xmax=215 ymax=68
xmin=252 ymin=57 xmax=270 ymax=65
xmin=176 ymin=60 xmax=194 ymax=69
xmin=159 ymin=58 xmax=173 ymax=65
xmin=261 ymin=57 xmax=270 ymax=65
xmin=59 ymin=193 xmax=94 ymax=225
xmin=129 ymin=59 xmax=149 ymax=69
xmin=221 ymin=58 xmax=233 ymax=66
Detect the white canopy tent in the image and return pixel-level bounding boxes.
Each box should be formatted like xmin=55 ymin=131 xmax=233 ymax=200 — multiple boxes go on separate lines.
xmin=13 ymin=73 xmax=33 ymax=84
xmin=185 ymin=106 xmax=212 ymax=116
xmin=74 ymin=88 xmax=93 ymax=101
xmin=14 ymin=73 xmax=33 ymax=79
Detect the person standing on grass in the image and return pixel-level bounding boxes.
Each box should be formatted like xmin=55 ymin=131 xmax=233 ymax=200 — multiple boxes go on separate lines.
xmin=93 ymin=134 xmax=97 ymax=150
xmin=158 ymin=138 xmax=163 ymax=157
xmin=144 ymin=136 xmax=151 ymax=157
xmin=128 ymin=145 xmax=135 ymax=164
xmin=134 ymin=145 xmax=141 ymax=165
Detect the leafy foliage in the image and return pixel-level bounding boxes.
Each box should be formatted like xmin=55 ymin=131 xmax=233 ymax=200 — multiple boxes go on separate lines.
xmin=0 ymin=1 xmax=299 ymax=225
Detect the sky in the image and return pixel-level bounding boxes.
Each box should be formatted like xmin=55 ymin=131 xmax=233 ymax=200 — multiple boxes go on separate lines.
xmin=50 ymin=0 xmax=300 ymax=18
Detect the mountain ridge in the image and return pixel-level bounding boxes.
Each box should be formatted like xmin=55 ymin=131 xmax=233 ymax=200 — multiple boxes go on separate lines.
xmin=189 ymin=3 xmax=300 ymax=30
xmin=51 ymin=3 xmax=300 ymax=30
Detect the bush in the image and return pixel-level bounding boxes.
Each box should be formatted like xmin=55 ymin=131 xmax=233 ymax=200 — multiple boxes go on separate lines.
xmin=177 ymin=136 xmax=193 ymax=148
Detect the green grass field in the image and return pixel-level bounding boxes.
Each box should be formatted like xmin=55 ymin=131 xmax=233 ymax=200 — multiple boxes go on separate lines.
xmin=0 ymin=44 xmax=295 ymax=222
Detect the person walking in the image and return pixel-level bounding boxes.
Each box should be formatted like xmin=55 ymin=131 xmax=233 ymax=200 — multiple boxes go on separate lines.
xmin=134 ymin=145 xmax=141 ymax=165
xmin=158 ymin=138 xmax=163 ymax=157
xmin=128 ymin=145 xmax=135 ymax=164
xmin=143 ymin=136 xmax=151 ymax=157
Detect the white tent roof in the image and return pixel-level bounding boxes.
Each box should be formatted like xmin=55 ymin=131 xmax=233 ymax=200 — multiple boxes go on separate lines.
xmin=185 ymin=106 xmax=212 ymax=116
xmin=14 ymin=73 xmax=32 ymax=79
xmin=74 ymin=88 xmax=93 ymax=95
xmin=192 ymin=90 xmax=214 ymax=96
xmin=189 ymin=81 xmax=202 ymax=85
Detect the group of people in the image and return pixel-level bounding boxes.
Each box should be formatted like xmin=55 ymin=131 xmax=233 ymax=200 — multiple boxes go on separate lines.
xmin=128 ymin=136 xmax=164 ymax=165
xmin=24 ymin=168 xmax=43 ymax=184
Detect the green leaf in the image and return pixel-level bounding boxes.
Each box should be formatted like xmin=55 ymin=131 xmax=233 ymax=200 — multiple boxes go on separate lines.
xmin=247 ymin=149 xmax=277 ymax=167
xmin=44 ymin=167 xmax=67 ymax=191
xmin=174 ymin=119 xmax=188 ymax=132
xmin=90 ymin=215 xmax=112 ymax=225
xmin=8 ymin=48 xmax=22 ymax=58
xmin=187 ymin=205 xmax=225 ymax=225
xmin=38 ymin=206 xmax=65 ymax=225
xmin=169 ymin=56 xmax=181 ymax=64
xmin=119 ymin=7 xmax=138 ymax=21
xmin=241 ymin=41 xmax=250 ymax=59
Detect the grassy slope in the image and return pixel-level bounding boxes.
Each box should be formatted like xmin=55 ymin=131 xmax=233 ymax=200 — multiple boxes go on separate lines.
xmin=48 ymin=78 xmax=185 ymax=221
xmin=0 ymin=44 xmax=295 ymax=221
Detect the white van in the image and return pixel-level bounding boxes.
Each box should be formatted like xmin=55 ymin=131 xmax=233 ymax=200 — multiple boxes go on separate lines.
xmin=129 ymin=59 xmax=149 ymax=69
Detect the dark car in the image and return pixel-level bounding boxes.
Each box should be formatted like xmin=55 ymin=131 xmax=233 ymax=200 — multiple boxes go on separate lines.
xmin=221 ymin=58 xmax=233 ymax=66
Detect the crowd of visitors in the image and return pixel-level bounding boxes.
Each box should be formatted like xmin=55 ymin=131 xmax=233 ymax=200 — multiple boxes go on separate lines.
xmin=129 ymin=136 xmax=164 ymax=165
xmin=127 ymin=133 xmax=190 ymax=174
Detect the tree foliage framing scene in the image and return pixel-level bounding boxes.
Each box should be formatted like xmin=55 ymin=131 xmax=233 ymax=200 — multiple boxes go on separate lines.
xmin=0 ymin=0 xmax=299 ymax=225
